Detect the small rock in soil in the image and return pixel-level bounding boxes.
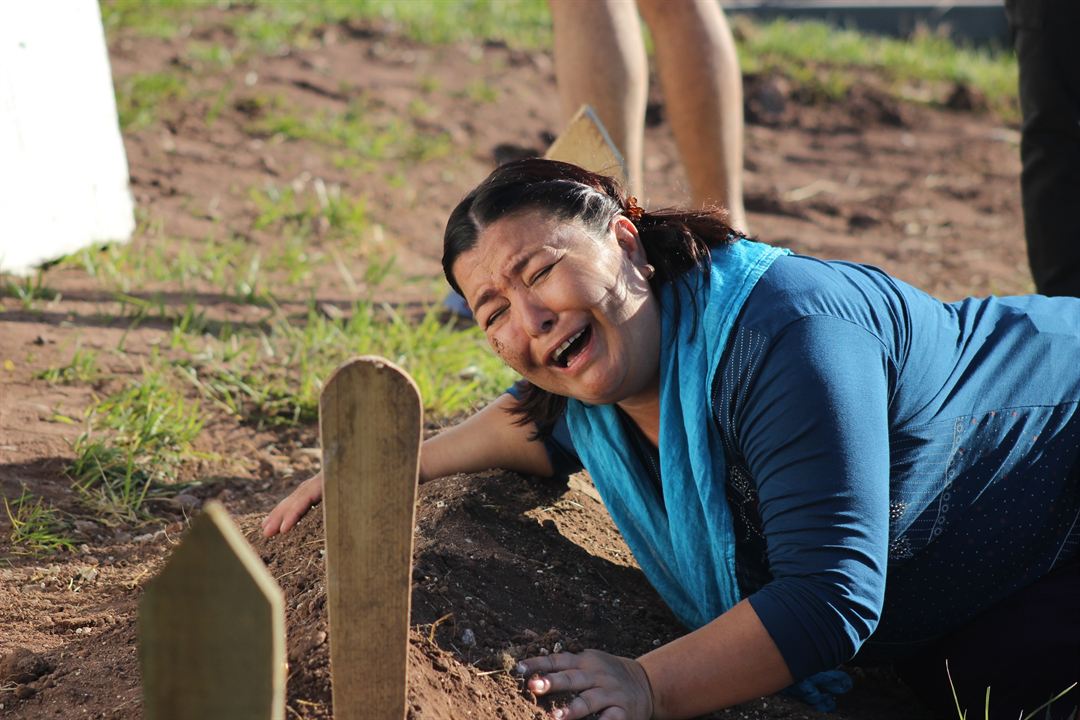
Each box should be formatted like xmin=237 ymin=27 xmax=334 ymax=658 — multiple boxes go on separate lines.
xmin=72 ymin=520 xmax=100 ymax=538
xmin=175 ymin=493 xmax=201 ymax=511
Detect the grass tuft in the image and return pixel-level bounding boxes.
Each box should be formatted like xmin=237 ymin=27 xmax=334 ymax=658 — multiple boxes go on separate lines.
xmin=69 ymin=364 xmax=204 ymax=522
xmin=36 ymin=347 xmax=101 ymax=385
xmin=181 ymin=301 xmax=516 ymax=428
xmin=246 ymin=95 xmax=452 ymax=166
xmin=115 ymin=72 xmax=188 ymax=131
xmin=736 ymin=19 xmax=1018 ymax=119
xmin=2 ymin=272 xmax=60 ymax=310
xmin=3 ymin=490 xmax=76 ymax=555
xmin=946 ymin=660 xmax=1077 ymax=720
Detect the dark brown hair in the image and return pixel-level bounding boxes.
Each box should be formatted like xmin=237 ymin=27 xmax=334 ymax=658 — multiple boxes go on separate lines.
xmin=443 ymin=158 xmax=744 ymax=437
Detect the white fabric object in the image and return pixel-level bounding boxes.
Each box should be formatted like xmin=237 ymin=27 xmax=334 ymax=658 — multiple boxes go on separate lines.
xmin=0 ymin=0 xmax=135 ymax=276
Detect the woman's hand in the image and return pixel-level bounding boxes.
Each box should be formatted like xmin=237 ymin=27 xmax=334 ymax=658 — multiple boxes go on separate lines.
xmin=517 ymin=649 xmax=655 ymax=720
xmin=261 ymin=472 xmax=324 ymax=537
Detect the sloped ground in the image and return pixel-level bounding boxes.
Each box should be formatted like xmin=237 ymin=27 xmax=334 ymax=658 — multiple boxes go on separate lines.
xmin=0 ymin=7 xmax=1026 ymax=719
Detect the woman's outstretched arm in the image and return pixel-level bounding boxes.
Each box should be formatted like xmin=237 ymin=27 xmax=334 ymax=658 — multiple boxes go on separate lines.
xmin=261 ymin=392 xmax=554 ymax=537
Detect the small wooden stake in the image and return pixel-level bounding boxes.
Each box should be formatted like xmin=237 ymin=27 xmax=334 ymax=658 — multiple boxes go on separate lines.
xmin=321 ymin=357 xmax=422 ymax=720
xmin=544 ymin=104 xmax=628 ymax=185
xmin=139 ymin=501 xmax=286 ymax=720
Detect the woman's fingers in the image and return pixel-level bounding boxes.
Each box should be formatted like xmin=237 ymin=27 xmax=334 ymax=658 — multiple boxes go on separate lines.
xmin=517 ymin=651 xmax=580 ymax=679
xmin=526 ymin=667 xmax=591 ymax=694
xmin=556 ymin=688 xmax=620 ymax=720
xmin=261 ymin=473 xmax=324 ymax=537
xmin=516 ymin=650 xmax=653 ymax=720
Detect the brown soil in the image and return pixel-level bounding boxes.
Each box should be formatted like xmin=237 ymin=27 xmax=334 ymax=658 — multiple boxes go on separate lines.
xmin=0 ymin=7 xmax=1027 ymax=719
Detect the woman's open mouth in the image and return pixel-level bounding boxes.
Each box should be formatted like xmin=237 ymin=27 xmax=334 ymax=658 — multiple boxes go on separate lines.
xmin=552 ymin=325 xmax=592 ymax=368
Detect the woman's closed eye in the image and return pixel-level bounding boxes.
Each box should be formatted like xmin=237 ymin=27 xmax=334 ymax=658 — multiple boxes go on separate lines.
xmin=528 ymin=262 xmax=556 ymax=285
xmin=484 ymin=305 xmax=508 ymax=328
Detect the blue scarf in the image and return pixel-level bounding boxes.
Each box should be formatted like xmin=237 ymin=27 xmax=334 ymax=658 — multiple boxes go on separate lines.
xmin=564 ymin=239 xmax=853 ymax=711
xmin=565 ymin=239 xmax=787 ymax=628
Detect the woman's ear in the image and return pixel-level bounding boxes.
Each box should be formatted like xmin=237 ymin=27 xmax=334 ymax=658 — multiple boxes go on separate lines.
xmin=611 ymin=216 xmax=646 ymax=264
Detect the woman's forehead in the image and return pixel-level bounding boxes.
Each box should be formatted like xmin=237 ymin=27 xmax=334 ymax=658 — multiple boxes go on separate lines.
xmin=473 ymin=212 xmax=576 ymax=263
xmin=453 ymin=214 xmax=587 ymax=293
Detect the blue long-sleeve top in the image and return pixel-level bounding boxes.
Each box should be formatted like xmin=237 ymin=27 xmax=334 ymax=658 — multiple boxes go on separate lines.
xmin=532 ymin=254 xmax=1080 ymax=680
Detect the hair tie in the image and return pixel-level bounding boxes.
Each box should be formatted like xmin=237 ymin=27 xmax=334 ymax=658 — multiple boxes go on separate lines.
xmin=625 ymin=196 xmax=644 ymax=222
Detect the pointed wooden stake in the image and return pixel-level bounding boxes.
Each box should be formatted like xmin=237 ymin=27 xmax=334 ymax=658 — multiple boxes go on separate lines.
xmin=321 ymin=357 xmax=422 ymax=720
xmin=139 ymin=501 xmax=286 ymax=720
xmin=544 ymin=104 xmax=628 ymax=185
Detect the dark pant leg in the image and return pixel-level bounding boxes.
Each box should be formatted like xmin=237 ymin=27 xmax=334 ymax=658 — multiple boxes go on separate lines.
xmin=1005 ymin=0 xmax=1080 ymax=297
xmin=896 ymin=554 xmax=1079 ymax=720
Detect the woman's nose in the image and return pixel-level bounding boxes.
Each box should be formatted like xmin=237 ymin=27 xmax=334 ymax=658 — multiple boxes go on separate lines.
xmin=520 ymin=301 xmax=556 ymax=337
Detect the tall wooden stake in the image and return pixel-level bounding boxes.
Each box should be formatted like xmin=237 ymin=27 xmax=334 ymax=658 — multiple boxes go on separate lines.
xmin=321 ymin=356 xmax=422 ymax=720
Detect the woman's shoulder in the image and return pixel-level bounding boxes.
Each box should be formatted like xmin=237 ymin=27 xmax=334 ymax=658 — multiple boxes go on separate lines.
xmin=738 ymin=252 xmax=912 ymax=340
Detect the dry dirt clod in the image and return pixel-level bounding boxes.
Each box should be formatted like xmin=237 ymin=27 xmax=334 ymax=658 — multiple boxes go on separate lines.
xmin=0 ymin=648 xmax=53 ymax=686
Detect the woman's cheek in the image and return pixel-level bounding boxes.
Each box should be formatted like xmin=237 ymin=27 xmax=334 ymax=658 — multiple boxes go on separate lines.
xmin=489 ymin=335 xmax=525 ymax=373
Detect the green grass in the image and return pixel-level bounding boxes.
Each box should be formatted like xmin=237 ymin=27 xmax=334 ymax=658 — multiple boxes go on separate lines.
xmin=36 ymin=347 xmax=101 ymax=385
xmin=221 ymin=0 xmax=552 ymax=52
xmin=250 ymin=181 xmax=371 ymax=243
xmin=736 ymin=19 xmax=1018 ymax=117
xmin=246 ymin=95 xmax=451 ymax=166
xmin=68 ymin=227 xmax=319 ymax=302
xmin=3 ymin=490 xmax=76 ymax=555
xmin=115 ymin=72 xmax=188 ymax=131
xmin=101 ymin=0 xmax=1017 ymax=119
xmin=2 ymin=273 xmax=60 ymax=310
xmin=103 ymin=0 xmax=553 ymax=48
xmin=69 ymin=364 xmax=204 ymax=522
xmin=947 ymin=660 xmax=1076 ymax=720
xmin=180 ymin=300 xmax=516 ymax=428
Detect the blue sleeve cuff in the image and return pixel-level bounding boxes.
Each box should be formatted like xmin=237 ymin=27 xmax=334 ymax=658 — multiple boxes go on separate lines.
xmin=503 ymin=384 xmax=582 ymax=477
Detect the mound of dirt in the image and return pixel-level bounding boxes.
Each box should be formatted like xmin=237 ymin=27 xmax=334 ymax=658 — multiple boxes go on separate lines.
xmin=253 ymin=470 xmax=684 ymax=719
xmin=247 ymin=470 xmax=929 ymax=719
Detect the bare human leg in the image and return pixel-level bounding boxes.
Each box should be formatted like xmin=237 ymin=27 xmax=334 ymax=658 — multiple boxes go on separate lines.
xmin=549 ymin=0 xmax=648 ymax=198
xmin=637 ymin=0 xmax=746 ymax=229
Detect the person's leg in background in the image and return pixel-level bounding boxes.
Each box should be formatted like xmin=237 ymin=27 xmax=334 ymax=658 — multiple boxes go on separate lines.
xmin=1006 ymin=0 xmax=1080 ymax=297
xmin=636 ymin=0 xmax=746 ymax=229
xmin=549 ymin=0 xmax=648 ymax=197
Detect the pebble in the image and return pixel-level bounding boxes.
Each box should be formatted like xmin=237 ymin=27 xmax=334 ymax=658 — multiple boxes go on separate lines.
xmin=460 ymin=628 xmax=476 ymax=647
xmin=73 ymin=520 xmax=99 ymax=537
xmin=133 ymin=530 xmax=166 ymax=544
xmin=175 ymin=493 xmax=200 ymax=511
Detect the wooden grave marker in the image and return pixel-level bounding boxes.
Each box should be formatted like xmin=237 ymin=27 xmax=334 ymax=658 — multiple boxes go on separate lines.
xmin=544 ymin=104 xmax=628 ymax=185
xmin=139 ymin=501 xmax=286 ymax=720
xmin=321 ymin=356 xmax=422 ymax=720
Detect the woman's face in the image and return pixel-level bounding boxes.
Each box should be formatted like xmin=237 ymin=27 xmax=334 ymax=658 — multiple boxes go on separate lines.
xmin=452 ymin=210 xmax=660 ymax=407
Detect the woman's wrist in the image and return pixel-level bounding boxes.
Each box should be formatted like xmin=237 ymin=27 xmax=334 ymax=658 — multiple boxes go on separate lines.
xmin=635 ymin=657 xmax=660 ymax=719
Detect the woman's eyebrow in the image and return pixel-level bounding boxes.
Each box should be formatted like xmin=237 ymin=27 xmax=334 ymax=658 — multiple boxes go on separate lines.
xmin=471 ymin=250 xmax=542 ymax=312
xmin=506 ymin=249 xmax=539 ymax=277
